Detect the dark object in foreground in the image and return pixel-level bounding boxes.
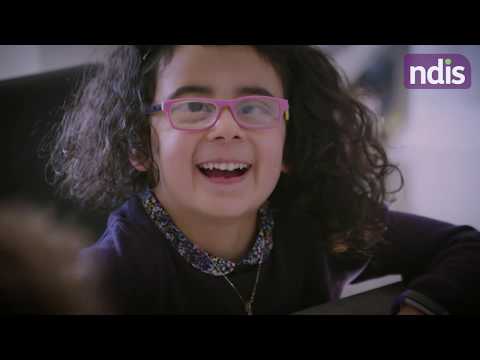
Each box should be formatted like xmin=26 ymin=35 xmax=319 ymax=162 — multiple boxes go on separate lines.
xmin=295 ymin=281 xmax=404 ymax=315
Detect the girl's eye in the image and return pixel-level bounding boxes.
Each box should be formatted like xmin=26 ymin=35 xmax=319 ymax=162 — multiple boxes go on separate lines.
xmin=172 ymin=101 xmax=215 ymax=113
xmin=187 ymin=102 xmax=207 ymax=112
xmin=239 ymin=105 xmax=256 ymax=114
xmin=172 ymin=101 xmax=215 ymax=114
xmin=238 ymin=102 xmax=272 ymax=116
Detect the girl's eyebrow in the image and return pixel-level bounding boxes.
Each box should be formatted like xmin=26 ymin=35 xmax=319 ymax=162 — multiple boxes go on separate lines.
xmin=236 ymin=86 xmax=274 ymax=97
xmin=166 ymin=85 xmax=275 ymax=100
xmin=166 ymin=85 xmax=212 ymax=100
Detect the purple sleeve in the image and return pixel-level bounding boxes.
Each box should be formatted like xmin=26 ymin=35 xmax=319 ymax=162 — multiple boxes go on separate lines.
xmin=356 ymin=210 xmax=480 ymax=314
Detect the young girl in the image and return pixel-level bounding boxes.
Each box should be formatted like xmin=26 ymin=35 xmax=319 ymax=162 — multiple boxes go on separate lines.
xmin=48 ymin=45 xmax=480 ymax=315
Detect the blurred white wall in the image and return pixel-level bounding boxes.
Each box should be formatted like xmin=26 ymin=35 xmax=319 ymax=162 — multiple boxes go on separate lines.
xmin=389 ymin=45 xmax=480 ymax=230
xmin=0 ymin=45 xmax=114 ymax=80
xmin=0 ymin=45 xmax=42 ymax=80
xmin=321 ymin=45 xmax=480 ymax=230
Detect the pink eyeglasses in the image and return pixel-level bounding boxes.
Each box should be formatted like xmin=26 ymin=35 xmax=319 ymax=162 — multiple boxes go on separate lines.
xmin=145 ymin=96 xmax=289 ymax=131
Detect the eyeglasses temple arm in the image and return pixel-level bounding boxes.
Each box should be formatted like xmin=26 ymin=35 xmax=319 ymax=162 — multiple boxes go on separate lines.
xmin=145 ymin=103 xmax=164 ymax=115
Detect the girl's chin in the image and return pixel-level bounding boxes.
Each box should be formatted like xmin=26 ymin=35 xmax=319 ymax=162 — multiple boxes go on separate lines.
xmin=189 ymin=198 xmax=260 ymax=220
xmin=198 ymin=204 xmax=252 ymax=219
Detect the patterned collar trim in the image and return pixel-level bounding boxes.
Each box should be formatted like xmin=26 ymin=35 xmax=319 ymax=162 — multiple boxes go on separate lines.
xmin=140 ymin=190 xmax=274 ymax=276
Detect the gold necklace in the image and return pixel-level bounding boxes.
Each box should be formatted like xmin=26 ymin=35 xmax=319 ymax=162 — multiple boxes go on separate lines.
xmin=216 ymin=251 xmax=264 ymax=316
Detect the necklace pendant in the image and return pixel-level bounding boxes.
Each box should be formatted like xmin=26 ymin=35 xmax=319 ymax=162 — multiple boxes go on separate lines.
xmin=245 ymin=302 xmax=253 ymax=315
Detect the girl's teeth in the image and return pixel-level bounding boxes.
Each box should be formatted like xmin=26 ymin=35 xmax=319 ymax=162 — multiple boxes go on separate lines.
xmin=199 ymin=163 xmax=250 ymax=171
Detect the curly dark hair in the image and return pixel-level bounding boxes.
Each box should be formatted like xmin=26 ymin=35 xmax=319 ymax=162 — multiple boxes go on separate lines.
xmin=46 ymin=45 xmax=403 ymax=262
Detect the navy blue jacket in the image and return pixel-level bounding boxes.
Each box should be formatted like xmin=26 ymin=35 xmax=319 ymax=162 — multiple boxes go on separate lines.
xmin=81 ymin=194 xmax=480 ymax=314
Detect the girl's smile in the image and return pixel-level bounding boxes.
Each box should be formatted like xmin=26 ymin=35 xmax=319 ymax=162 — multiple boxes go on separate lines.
xmin=197 ymin=161 xmax=252 ymax=185
xmin=196 ymin=159 xmax=252 ymax=185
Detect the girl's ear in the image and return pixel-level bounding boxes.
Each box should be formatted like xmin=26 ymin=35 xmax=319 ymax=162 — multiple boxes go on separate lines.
xmin=129 ymin=150 xmax=151 ymax=172
xmin=282 ymin=164 xmax=289 ymax=174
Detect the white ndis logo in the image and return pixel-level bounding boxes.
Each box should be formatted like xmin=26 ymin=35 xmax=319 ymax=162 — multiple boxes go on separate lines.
xmin=404 ymin=54 xmax=471 ymax=89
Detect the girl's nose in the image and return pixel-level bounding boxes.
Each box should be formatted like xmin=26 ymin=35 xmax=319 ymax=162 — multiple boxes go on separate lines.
xmin=206 ymin=107 xmax=245 ymax=142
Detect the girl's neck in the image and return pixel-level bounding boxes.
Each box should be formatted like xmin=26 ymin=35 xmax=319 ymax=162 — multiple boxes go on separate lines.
xmin=157 ymin=197 xmax=258 ymax=262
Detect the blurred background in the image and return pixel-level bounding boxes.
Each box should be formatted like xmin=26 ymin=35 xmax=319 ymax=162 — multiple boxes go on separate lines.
xmin=1 ymin=45 xmax=479 ymax=299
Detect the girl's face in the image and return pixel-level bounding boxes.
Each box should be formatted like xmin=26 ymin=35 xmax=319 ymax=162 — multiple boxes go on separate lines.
xmin=148 ymin=45 xmax=286 ymax=220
